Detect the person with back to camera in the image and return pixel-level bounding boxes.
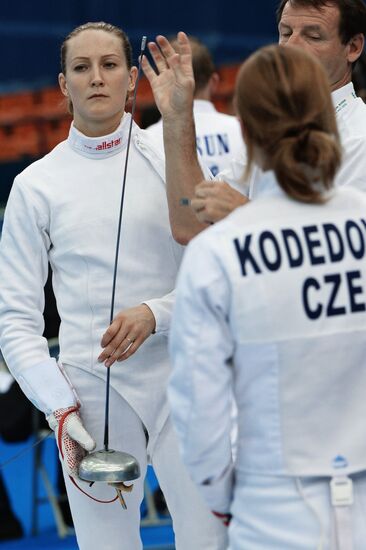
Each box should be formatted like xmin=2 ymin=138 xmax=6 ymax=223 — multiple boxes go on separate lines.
xmin=147 ymin=35 xmax=245 ymax=178
xmin=0 ymin=21 xmax=227 ymax=550
xmin=168 ymin=43 xmax=366 ymax=549
xmin=142 ymin=0 xmax=366 ymax=240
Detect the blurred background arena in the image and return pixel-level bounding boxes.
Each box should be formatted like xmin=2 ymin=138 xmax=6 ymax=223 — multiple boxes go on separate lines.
xmin=0 ymin=0 xmax=278 ymax=205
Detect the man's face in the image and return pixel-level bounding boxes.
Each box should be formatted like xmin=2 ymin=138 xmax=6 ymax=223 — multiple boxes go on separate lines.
xmin=278 ymin=2 xmax=361 ymax=90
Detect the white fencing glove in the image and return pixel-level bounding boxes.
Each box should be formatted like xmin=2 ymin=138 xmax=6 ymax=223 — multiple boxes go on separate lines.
xmin=47 ymin=406 xmax=96 ymax=478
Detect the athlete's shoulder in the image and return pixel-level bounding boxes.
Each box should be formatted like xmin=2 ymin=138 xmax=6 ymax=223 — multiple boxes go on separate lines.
xmin=132 ymin=125 xmax=166 ymax=181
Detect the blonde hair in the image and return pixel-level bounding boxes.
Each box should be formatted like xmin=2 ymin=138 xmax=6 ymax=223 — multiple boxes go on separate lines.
xmin=235 ymin=44 xmax=341 ymax=203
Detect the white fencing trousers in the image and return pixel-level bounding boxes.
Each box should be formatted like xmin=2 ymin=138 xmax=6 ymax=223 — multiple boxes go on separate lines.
xmin=61 ymin=365 xmax=228 ymax=550
xmin=228 ymin=473 xmax=366 ymax=550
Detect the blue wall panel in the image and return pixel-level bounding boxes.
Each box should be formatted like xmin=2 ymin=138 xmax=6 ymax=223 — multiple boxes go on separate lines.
xmin=0 ymin=0 xmax=277 ymax=91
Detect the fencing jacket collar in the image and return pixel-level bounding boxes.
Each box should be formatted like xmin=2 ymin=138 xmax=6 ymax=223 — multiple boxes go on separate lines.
xmin=67 ymin=113 xmax=131 ymax=159
xmin=332 ymin=82 xmax=357 ymax=115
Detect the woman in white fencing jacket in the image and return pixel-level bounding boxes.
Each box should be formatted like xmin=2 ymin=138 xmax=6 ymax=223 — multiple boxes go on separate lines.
xmin=169 ymin=44 xmax=366 ymax=550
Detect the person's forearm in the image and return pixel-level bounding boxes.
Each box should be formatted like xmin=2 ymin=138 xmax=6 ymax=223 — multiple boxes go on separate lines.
xmin=163 ymin=112 xmax=208 ymax=244
xmin=142 ymin=32 xmax=209 ymax=244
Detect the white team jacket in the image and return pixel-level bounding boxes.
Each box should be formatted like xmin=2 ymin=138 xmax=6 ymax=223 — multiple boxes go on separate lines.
xmin=219 ymin=82 xmax=366 ymax=199
xmin=249 ymin=82 xmax=366 ymax=199
xmin=169 ymin=171 xmax=366 ymax=513
xmin=0 ymin=114 xmax=184 ymax=439
xmin=147 ymin=99 xmax=246 ymax=177
xmin=331 ymin=81 xmax=366 ymax=192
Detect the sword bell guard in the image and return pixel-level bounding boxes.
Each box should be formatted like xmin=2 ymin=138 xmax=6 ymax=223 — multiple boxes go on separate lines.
xmin=79 ymin=449 xmax=141 ymax=483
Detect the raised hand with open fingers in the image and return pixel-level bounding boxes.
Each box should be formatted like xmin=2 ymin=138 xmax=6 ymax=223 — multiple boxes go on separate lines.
xmin=141 ymin=31 xmax=195 ymax=119
xmin=98 ymin=304 xmax=156 ymax=367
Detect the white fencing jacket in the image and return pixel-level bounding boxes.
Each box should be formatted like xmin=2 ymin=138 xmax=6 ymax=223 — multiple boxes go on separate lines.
xmin=169 ymin=171 xmax=366 ymax=513
xmin=332 ymin=82 xmax=366 ymax=192
xmin=250 ymin=82 xmax=366 ymax=199
xmin=147 ymin=99 xmax=245 ymax=177
xmin=218 ymin=82 xmax=366 ymax=199
xmin=0 ymin=114 xmax=184 ymax=439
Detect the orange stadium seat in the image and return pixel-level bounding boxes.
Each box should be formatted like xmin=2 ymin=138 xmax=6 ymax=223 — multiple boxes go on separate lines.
xmin=0 ymin=123 xmax=39 ymax=161
xmin=42 ymin=117 xmax=72 ymax=151
xmin=0 ymin=64 xmax=239 ymax=163
xmin=38 ymin=87 xmax=65 ymax=108
xmin=0 ymin=142 xmax=21 ymax=162
xmin=0 ymin=91 xmax=36 ymax=117
xmin=217 ymin=64 xmax=240 ymax=97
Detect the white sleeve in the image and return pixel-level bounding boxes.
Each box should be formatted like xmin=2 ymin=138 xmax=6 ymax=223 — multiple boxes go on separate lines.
xmin=143 ymin=289 xmax=176 ymax=335
xmin=215 ymin=153 xmax=253 ymax=197
xmin=168 ymin=235 xmax=235 ymax=513
xmin=335 ymin=137 xmax=366 ymax=192
xmin=143 ymin=238 xmax=185 ymax=335
xmin=0 ymin=177 xmax=76 ymax=413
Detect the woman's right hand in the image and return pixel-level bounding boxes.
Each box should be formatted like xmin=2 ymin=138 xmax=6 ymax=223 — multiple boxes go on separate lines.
xmin=98 ymin=304 xmax=156 ymax=367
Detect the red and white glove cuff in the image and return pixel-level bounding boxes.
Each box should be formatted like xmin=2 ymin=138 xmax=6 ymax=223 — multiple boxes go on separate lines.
xmin=48 ymin=406 xmax=95 ymax=479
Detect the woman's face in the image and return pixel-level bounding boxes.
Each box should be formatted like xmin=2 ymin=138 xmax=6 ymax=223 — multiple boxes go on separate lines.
xmin=59 ymin=29 xmax=137 ymax=136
